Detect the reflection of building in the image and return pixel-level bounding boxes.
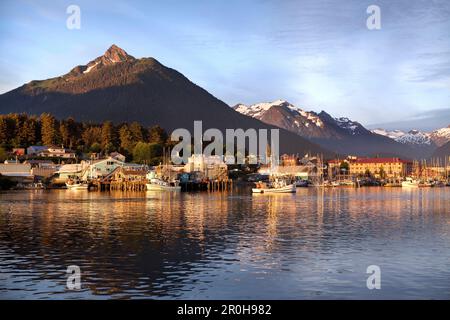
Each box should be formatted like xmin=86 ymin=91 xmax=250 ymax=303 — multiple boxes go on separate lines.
xmin=349 ymin=158 xmax=412 ymax=178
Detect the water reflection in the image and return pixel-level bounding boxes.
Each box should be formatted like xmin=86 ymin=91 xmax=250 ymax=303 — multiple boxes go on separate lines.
xmin=0 ymin=188 xmax=449 ymax=299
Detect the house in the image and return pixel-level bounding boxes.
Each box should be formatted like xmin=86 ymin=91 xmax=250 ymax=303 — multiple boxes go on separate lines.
xmin=107 ymin=166 xmax=147 ymax=182
xmin=54 ymin=162 xmax=90 ymax=184
xmin=27 ymin=146 xmax=48 ymax=155
xmin=81 ymin=158 xmax=127 ymax=181
xmin=27 ymin=145 xmax=76 ymax=159
xmin=38 ymin=146 xmax=76 ymax=159
xmin=0 ymin=161 xmax=33 ymax=183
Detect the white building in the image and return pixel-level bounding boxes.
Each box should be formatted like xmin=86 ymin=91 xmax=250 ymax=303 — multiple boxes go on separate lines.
xmin=184 ymin=155 xmax=228 ymax=180
xmin=0 ymin=162 xmax=33 ymax=183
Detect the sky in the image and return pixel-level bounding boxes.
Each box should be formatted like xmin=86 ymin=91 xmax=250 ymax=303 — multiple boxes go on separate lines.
xmin=0 ymin=0 xmax=449 ymax=130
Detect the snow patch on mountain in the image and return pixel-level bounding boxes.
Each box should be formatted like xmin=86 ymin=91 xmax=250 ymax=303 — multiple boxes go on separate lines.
xmin=335 ymin=117 xmax=362 ymax=135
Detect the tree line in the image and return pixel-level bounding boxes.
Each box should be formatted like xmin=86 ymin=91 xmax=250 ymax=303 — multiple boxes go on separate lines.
xmin=0 ymin=113 xmax=170 ymax=164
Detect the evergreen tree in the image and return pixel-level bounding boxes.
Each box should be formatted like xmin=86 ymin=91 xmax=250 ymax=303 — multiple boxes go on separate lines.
xmin=119 ymin=124 xmax=135 ymax=153
xmin=101 ymin=121 xmax=117 ymax=153
xmin=130 ymin=121 xmax=145 ymax=142
xmin=132 ymin=142 xmax=163 ymax=164
xmin=148 ymin=125 xmax=168 ymax=145
xmin=40 ymin=113 xmax=59 ymax=146
xmin=82 ymin=125 xmax=102 ymax=151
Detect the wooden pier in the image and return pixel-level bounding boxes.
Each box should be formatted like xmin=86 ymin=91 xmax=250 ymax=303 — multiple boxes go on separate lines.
xmin=92 ymin=179 xmax=147 ymax=192
xmin=91 ymin=178 xmax=233 ymax=192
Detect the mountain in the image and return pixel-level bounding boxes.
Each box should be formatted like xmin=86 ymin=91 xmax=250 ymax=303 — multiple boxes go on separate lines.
xmin=234 ymin=100 xmax=420 ymax=158
xmin=429 ymin=126 xmax=450 ymax=147
xmin=0 ymin=45 xmax=330 ymax=156
xmin=432 ymin=141 xmax=450 ymax=160
xmin=372 ymin=125 xmax=450 ymax=157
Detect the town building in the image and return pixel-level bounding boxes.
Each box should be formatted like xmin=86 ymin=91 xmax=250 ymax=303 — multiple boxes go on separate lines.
xmin=24 ymin=160 xmax=58 ymax=179
xmin=184 ymin=154 xmax=228 ymax=180
xmin=27 ymin=145 xmax=76 ymax=159
xmin=0 ymin=161 xmax=33 ymax=183
xmin=54 ymin=163 xmax=88 ymax=183
xmin=349 ymin=157 xmax=412 ymax=178
xmin=81 ymin=158 xmax=126 ymax=180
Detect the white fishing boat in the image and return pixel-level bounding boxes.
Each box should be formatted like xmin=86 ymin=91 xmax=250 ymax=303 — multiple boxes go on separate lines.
xmin=65 ymin=178 xmax=89 ymax=190
xmin=252 ymin=179 xmax=296 ymax=194
xmin=146 ymin=178 xmax=181 ymax=192
xmin=401 ymin=177 xmax=420 ymax=188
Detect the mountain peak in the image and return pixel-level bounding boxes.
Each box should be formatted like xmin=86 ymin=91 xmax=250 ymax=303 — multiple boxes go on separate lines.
xmin=103 ymin=44 xmax=134 ymax=63
xmin=66 ymin=45 xmax=135 ymax=78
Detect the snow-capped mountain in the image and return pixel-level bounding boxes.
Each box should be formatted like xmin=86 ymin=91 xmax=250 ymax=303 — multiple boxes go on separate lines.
xmin=371 ymin=129 xmax=432 ymax=146
xmin=372 ymin=125 xmax=450 ymax=148
xmin=233 ymin=100 xmax=417 ymax=157
xmin=430 ymin=126 xmax=450 ymax=147
xmin=233 ymin=100 xmax=367 ymax=139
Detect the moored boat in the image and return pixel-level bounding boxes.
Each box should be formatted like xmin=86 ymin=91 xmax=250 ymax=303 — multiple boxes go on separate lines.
xmin=146 ymin=178 xmax=181 ymax=192
xmin=401 ymin=177 xmax=420 ymax=188
xmin=252 ymin=179 xmax=296 ymax=194
xmin=65 ymin=178 xmax=89 ymax=190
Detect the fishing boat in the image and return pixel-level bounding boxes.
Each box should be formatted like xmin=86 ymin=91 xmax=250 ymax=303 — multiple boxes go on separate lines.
xmin=146 ymin=178 xmax=181 ymax=192
xmin=146 ymin=147 xmax=182 ymax=192
xmin=65 ymin=178 xmax=89 ymax=190
xmin=401 ymin=177 xmax=420 ymax=188
xmin=252 ymin=179 xmax=296 ymax=194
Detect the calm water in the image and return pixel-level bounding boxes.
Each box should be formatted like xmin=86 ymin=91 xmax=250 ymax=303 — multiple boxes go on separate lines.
xmin=0 ymin=187 xmax=449 ymax=299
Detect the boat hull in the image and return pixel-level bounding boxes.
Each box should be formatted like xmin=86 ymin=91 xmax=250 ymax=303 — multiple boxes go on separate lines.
xmin=401 ymin=182 xmax=419 ymax=188
xmin=146 ymin=183 xmax=181 ymax=192
xmin=65 ymin=183 xmax=89 ymax=190
xmin=252 ymin=184 xmax=296 ymax=194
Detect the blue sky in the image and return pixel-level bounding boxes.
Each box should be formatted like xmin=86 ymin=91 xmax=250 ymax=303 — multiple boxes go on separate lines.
xmin=0 ymin=0 xmax=449 ymax=130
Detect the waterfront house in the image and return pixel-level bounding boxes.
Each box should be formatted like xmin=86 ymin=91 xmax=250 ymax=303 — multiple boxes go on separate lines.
xmin=107 ymin=166 xmax=147 ymax=182
xmin=81 ymin=157 xmax=126 ymax=181
xmin=54 ymin=162 xmax=90 ymax=183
